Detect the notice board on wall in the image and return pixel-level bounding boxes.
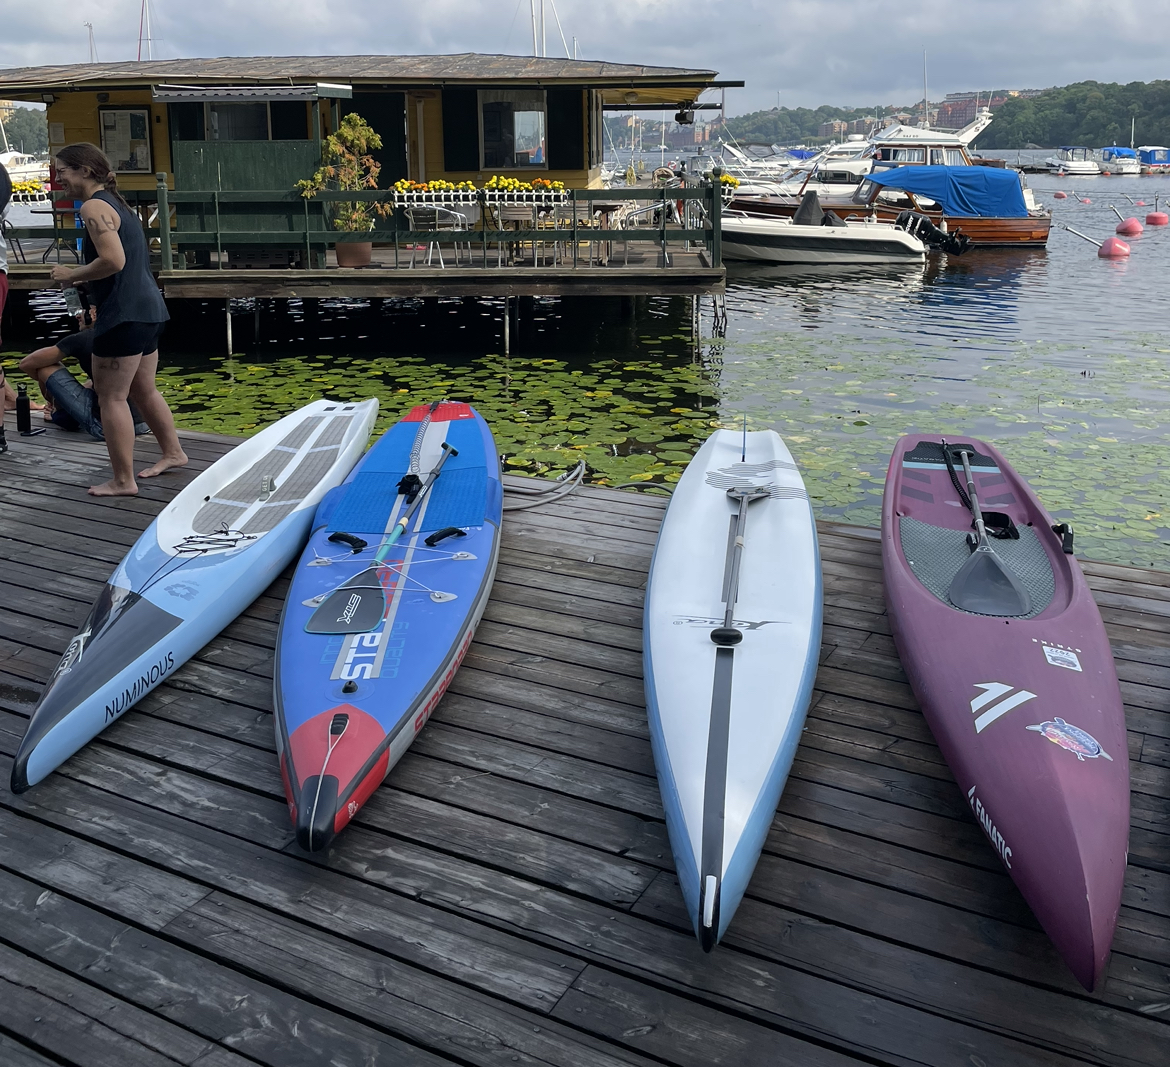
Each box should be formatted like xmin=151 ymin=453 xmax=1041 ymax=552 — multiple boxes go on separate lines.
xmin=100 ymin=108 xmax=152 ymax=173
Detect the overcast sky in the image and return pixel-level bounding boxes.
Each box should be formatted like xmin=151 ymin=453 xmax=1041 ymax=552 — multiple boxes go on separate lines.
xmin=1 ymin=0 xmax=1166 ymax=114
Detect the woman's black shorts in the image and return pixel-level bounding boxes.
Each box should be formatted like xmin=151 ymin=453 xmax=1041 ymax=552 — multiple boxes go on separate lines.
xmin=91 ymin=321 xmax=166 ymax=359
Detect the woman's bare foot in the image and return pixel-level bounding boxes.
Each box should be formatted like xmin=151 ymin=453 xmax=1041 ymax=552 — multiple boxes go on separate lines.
xmin=139 ymin=450 xmax=189 ymax=479
xmin=89 ymin=478 xmax=139 ymax=497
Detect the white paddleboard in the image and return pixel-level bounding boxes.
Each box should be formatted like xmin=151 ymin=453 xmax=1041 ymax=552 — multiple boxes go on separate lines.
xmin=644 ymin=428 xmax=822 ymax=948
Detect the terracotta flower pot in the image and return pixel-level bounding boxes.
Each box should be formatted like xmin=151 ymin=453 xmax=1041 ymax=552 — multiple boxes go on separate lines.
xmin=335 ymin=241 xmax=373 ymax=268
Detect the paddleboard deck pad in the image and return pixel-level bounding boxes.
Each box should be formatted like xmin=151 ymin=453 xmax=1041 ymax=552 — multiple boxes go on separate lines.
xmin=644 ymin=429 xmax=822 ymax=948
xmin=11 ymin=398 xmax=379 ymax=793
xmin=881 ymin=435 xmax=1129 ymax=990
xmin=274 ymin=402 xmax=502 ymax=851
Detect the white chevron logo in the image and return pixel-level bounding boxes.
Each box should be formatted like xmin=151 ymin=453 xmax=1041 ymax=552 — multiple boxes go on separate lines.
xmin=970 ymin=682 xmax=1037 ymax=733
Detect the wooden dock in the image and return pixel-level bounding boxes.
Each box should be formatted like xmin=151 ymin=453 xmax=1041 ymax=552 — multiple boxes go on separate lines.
xmin=4 ymin=248 xmax=725 ymax=301
xmin=0 ymin=414 xmax=1167 ymax=1067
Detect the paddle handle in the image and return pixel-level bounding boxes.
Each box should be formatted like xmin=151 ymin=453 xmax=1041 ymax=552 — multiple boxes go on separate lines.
xmin=376 ymin=442 xmax=459 ymax=562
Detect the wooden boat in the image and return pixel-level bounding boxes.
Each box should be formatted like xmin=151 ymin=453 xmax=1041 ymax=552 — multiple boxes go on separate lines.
xmin=730 ymin=165 xmax=1052 ymax=248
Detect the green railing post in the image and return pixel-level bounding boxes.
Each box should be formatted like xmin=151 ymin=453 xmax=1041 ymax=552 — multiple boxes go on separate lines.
xmin=571 ymin=188 xmax=578 ymax=268
xmin=710 ymin=167 xmax=722 ymax=268
xmin=155 ymin=173 xmax=173 ymax=271
xmin=213 ymin=191 xmax=222 ymax=269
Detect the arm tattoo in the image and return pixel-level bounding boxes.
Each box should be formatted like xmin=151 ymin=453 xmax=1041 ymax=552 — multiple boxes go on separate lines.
xmin=85 ymin=212 xmax=120 ymax=235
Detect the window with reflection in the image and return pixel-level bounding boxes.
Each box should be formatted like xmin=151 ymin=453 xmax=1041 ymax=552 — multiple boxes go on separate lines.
xmin=479 ymin=90 xmax=547 ymax=169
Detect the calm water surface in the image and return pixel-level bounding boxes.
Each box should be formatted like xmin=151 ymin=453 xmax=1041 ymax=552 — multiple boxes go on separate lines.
xmin=5 ymin=173 xmax=1170 ymax=565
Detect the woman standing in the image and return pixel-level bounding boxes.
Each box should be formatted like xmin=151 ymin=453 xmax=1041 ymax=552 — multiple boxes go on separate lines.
xmin=49 ymin=143 xmax=186 ymax=496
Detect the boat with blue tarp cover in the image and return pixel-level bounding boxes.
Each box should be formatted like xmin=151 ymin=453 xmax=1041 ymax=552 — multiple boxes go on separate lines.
xmin=865 ymin=165 xmax=1028 ymax=218
xmin=1137 ymin=145 xmax=1170 ymax=172
xmin=1098 ymin=146 xmax=1140 ymax=175
xmin=729 ymin=164 xmax=1051 ymax=248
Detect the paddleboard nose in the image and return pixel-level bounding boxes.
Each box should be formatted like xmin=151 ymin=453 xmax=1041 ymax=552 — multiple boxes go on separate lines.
xmin=283 ymin=704 xmax=391 ymax=851
xmin=12 ymin=584 xmax=182 ymax=793
xmin=296 ymin=774 xmax=340 ymax=852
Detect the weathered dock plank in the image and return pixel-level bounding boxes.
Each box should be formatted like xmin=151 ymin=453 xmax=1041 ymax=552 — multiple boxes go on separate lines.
xmin=0 ymin=413 xmax=1167 ymax=1066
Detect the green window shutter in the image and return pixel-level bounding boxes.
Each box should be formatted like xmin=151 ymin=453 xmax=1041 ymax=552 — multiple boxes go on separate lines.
xmin=442 ymin=89 xmax=480 ymax=172
xmin=546 ymin=89 xmax=584 ymax=171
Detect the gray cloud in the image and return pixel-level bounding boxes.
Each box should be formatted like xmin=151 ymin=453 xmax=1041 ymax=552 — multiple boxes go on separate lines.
xmin=1 ymin=0 xmax=1166 ymax=113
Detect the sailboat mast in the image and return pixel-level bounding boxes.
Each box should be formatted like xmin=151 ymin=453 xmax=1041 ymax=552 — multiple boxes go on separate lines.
xmin=922 ymin=50 xmax=928 ymax=129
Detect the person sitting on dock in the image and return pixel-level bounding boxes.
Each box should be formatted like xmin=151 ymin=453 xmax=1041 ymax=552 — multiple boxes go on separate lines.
xmin=19 ymin=324 xmax=150 ymax=440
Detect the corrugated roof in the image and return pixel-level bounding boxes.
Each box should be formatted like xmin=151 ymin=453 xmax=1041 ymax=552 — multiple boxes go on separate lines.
xmin=0 ymin=54 xmax=721 ymax=93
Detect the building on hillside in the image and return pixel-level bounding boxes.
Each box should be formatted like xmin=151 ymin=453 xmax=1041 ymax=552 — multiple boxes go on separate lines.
xmin=0 ymin=100 xmax=15 ymax=122
xmin=936 ymin=88 xmax=1048 ymax=129
xmin=818 ymin=120 xmax=848 ymax=139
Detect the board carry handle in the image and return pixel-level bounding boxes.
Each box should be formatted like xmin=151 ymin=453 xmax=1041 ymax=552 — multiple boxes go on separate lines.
xmin=424 ymin=527 xmax=468 ymax=547
xmin=328 ymin=532 xmax=369 ymax=554
xmin=1052 ymin=523 xmax=1075 ymax=554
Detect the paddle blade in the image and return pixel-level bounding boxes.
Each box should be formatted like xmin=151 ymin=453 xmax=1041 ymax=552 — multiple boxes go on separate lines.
xmin=948 ymin=544 xmax=1032 ymax=617
xmin=305 ymin=568 xmax=386 ymax=634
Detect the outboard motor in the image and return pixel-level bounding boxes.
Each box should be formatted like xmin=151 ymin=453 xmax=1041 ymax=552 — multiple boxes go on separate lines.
xmin=894 ymin=210 xmax=971 ymax=255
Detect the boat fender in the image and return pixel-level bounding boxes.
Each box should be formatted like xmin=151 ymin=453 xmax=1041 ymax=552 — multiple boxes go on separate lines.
xmin=1051 ymin=523 xmax=1075 ymax=554
xmin=327 ymin=532 xmax=369 ymax=554
xmin=424 ymin=527 xmax=468 ymax=547
xmin=397 ymin=473 xmax=424 ymax=502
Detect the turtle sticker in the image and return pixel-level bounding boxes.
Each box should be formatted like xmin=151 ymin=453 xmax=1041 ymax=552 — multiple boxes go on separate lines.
xmin=1026 ymin=717 xmax=1113 ymax=761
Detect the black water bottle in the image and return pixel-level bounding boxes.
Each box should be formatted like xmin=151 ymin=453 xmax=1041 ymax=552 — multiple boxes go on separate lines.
xmin=16 ymin=385 xmax=31 ymax=435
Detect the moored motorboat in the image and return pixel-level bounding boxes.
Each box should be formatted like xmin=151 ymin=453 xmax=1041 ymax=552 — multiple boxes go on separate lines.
xmin=11 ymin=398 xmax=379 ymax=793
xmin=274 ymin=401 xmax=502 ymax=851
xmin=645 ymin=428 xmax=822 ymax=948
xmin=1097 ymin=146 xmax=1140 ymax=176
xmin=1137 ymin=145 xmax=1170 ymax=173
xmin=731 ymin=165 xmax=1051 ymax=248
xmin=881 ymin=435 xmax=1129 ymax=990
xmin=1045 ymin=147 xmax=1099 ymax=175
xmin=721 ymin=210 xmax=927 ymax=265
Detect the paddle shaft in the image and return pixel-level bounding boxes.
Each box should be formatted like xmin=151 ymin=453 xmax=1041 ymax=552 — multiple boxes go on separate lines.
xmin=376 ymin=442 xmax=459 ymax=562
xmin=957 ymin=450 xmax=991 ymax=548
xmin=722 ymin=490 xmax=762 ymax=629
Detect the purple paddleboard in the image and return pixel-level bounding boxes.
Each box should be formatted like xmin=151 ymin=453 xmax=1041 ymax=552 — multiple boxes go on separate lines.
xmin=881 ymin=435 xmax=1129 ymax=990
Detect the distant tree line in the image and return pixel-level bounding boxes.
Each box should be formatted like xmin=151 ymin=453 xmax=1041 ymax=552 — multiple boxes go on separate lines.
xmin=976 ymin=82 xmax=1170 ymax=149
xmin=1 ymin=105 xmax=48 ymax=154
xmin=722 ymin=105 xmax=902 ymax=145
xmin=719 ymin=81 xmax=1170 ymax=150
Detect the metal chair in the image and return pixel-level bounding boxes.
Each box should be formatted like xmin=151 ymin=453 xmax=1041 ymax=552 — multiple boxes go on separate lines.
xmin=1 ymin=216 xmax=26 ymax=264
xmin=404 ymin=206 xmax=470 ymax=268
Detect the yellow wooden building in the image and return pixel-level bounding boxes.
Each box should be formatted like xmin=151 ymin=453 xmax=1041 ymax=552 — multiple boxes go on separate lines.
xmin=0 ymin=54 xmax=736 ymax=194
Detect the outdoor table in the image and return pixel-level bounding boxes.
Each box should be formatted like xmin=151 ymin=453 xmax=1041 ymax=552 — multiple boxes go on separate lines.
xmin=29 ymin=205 xmax=83 ymax=263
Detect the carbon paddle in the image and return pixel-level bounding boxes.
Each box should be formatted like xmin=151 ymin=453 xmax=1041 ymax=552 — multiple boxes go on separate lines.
xmin=947 ymin=446 xmax=1032 ymax=617
xmin=305 ymin=442 xmax=459 ymax=634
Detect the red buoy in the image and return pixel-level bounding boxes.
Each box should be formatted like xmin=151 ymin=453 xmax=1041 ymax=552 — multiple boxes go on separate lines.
xmin=1116 ymin=217 xmax=1144 ymax=236
xmin=1147 ymin=211 xmax=1170 ymax=226
xmin=1136 ymin=200 xmax=1147 ymax=206
xmin=1080 ymin=197 xmax=1092 ymax=204
xmin=1098 ymin=236 xmax=1131 ymax=258
xmin=1053 ymin=191 xmax=1068 ymax=199
xmin=1101 ymin=170 xmax=1111 ymax=177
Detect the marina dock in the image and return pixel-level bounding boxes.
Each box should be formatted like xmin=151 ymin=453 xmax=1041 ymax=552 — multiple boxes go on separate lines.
xmin=0 ymin=415 xmax=1167 ymax=1066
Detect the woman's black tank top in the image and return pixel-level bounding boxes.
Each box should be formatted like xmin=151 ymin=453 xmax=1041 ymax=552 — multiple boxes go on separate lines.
xmin=83 ymin=191 xmax=169 ymax=335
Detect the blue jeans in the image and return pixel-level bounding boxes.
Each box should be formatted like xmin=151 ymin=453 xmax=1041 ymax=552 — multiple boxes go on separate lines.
xmin=44 ymin=368 xmax=150 ymax=441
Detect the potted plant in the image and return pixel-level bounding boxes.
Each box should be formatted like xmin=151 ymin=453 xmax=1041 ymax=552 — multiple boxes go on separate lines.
xmin=297 ymin=113 xmax=393 ymax=267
